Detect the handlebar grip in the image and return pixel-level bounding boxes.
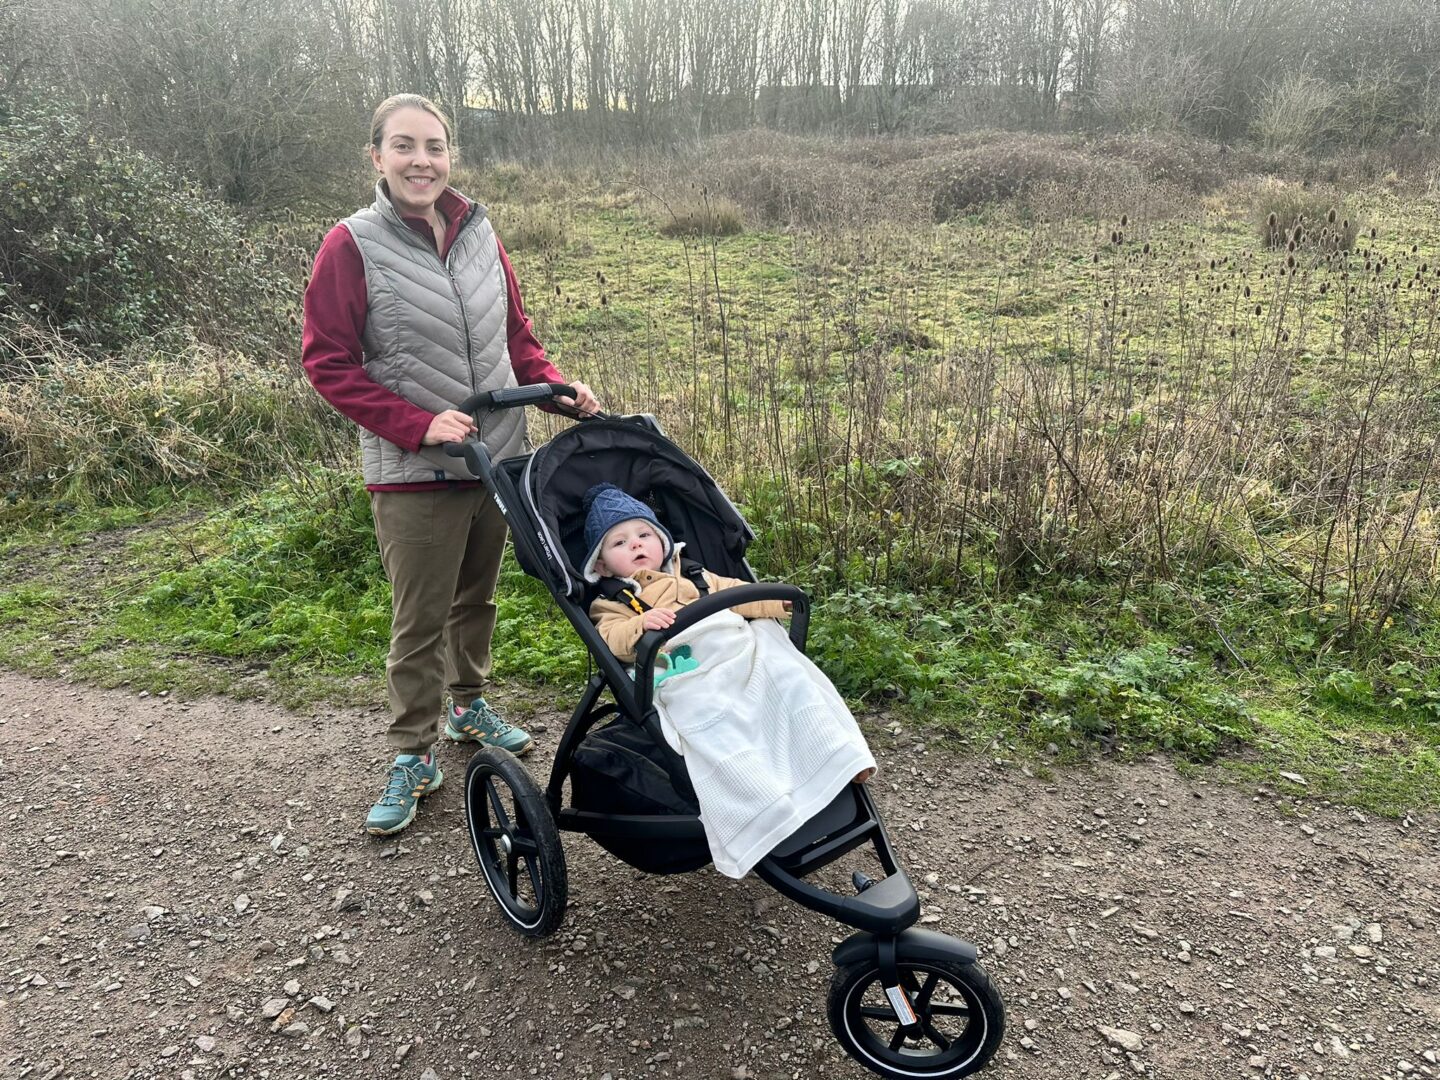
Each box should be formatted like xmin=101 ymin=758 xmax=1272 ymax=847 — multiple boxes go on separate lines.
xmin=457 ymin=383 xmax=576 ymax=414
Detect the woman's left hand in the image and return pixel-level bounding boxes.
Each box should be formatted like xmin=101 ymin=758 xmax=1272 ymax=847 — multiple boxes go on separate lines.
xmin=560 ymin=381 xmax=601 ymax=414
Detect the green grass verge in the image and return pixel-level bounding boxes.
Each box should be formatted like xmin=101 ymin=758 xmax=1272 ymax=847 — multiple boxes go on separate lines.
xmin=1 ymin=477 xmax=1436 ymax=815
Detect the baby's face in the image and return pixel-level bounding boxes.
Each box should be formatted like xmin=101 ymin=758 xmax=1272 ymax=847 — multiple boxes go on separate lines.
xmin=598 ymin=519 xmax=666 ymax=578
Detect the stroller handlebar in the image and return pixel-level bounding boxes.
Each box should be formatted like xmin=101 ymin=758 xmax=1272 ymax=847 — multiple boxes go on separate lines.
xmin=456 ymin=382 xmax=578 ymax=414
xmin=634 ymin=583 xmax=811 ymax=715
xmin=443 ymin=382 xmax=601 ymax=475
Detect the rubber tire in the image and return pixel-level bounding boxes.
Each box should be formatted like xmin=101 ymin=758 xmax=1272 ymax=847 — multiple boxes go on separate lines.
xmin=828 ymin=955 xmax=1005 ymax=1079
xmin=464 ymin=746 xmax=567 ymax=937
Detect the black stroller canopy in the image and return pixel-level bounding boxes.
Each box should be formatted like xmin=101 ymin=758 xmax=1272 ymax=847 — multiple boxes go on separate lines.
xmin=517 ymin=419 xmax=755 ymax=599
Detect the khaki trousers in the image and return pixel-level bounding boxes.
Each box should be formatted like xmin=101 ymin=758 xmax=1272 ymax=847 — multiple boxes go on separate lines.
xmin=371 ymin=487 xmax=508 ymax=754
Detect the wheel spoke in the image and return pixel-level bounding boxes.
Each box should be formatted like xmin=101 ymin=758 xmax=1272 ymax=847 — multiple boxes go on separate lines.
xmin=480 ymin=827 xmax=505 ymax=840
xmin=888 ymin=1027 xmax=908 ymax=1052
xmin=509 ymin=833 xmax=539 ymax=857
xmin=485 ymin=780 xmax=512 ymax=830
xmin=930 ymin=1002 xmax=972 ymax=1017
xmin=507 ymin=850 xmax=520 ymax=895
xmin=921 ymin=1019 xmax=952 ymax=1051
xmin=524 ymin=857 xmax=542 ymax=899
xmin=858 ymin=1006 xmax=896 ymax=1022
xmin=915 ymin=972 xmax=940 ymax=1011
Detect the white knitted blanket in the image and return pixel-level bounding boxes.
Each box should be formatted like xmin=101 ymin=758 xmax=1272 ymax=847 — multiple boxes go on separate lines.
xmin=654 ymin=610 xmax=876 ymax=879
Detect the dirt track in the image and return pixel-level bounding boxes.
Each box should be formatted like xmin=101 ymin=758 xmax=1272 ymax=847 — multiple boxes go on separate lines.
xmin=2 ymin=669 xmax=1438 ymax=1080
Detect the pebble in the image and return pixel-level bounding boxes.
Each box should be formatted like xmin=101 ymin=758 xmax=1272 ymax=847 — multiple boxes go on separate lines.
xmin=233 ymin=894 xmax=251 ymax=915
xmin=194 ymin=1036 xmax=216 ymax=1053
xmin=1098 ymin=1026 xmax=1144 ymax=1053
xmin=282 ymin=1022 xmax=309 ymax=1038
xmin=284 ymin=978 xmax=301 ymax=996
xmin=309 ymin=995 xmax=335 ymax=1013
xmin=1314 ymin=946 xmax=1337 ymax=960
xmin=420 ymin=1070 xmax=440 ymax=1080
xmin=261 ymin=997 xmax=290 ymax=1019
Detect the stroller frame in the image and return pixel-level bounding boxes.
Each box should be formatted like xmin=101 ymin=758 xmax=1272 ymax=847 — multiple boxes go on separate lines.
xmin=445 ymin=385 xmax=1004 ymax=1079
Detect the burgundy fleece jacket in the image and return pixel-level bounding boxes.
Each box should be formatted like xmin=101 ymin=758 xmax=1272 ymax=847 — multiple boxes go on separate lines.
xmin=301 ymin=187 xmax=565 ymax=491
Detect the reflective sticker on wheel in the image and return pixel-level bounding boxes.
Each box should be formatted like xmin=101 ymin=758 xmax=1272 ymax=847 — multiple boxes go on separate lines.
xmin=884 ymin=984 xmax=917 ymax=1026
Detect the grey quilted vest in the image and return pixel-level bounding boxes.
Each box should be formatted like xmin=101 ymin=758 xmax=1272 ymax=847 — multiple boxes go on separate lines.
xmin=342 ymin=183 xmax=527 ymax=485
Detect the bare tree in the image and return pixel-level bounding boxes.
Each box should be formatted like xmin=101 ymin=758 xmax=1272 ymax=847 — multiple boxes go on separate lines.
xmin=56 ymin=0 xmax=363 ymax=204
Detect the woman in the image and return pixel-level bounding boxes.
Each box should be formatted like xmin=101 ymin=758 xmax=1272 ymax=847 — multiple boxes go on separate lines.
xmin=302 ymin=93 xmax=599 ymax=836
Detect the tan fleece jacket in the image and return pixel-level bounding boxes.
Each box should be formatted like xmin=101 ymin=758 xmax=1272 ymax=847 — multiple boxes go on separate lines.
xmin=588 ymin=563 xmax=789 ymax=662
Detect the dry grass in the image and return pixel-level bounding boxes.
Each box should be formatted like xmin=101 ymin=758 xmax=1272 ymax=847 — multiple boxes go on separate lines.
xmin=0 ymin=327 xmax=347 ymax=502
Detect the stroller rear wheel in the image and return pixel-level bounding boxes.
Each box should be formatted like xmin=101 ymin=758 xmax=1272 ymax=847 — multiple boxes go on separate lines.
xmin=464 ymin=747 xmax=567 ymax=937
xmin=828 ymin=955 xmax=1004 ymax=1079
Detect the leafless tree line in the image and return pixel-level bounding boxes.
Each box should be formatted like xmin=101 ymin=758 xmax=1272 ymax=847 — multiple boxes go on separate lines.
xmin=5 ymin=0 xmax=1439 ymax=199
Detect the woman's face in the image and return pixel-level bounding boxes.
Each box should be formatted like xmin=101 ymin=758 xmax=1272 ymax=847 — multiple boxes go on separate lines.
xmin=371 ymin=107 xmax=451 ymax=219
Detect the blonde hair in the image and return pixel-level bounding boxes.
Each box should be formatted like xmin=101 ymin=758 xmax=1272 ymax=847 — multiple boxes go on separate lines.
xmin=369 ymin=94 xmax=454 ymax=151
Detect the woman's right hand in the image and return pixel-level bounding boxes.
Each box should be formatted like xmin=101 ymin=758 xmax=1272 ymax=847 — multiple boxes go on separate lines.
xmin=422 ymin=409 xmax=479 ymax=445
xmin=642 ymin=608 xmax=676 ymax=631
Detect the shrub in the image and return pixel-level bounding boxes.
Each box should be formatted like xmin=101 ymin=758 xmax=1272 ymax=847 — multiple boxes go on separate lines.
xmin=686 ymin=130 xmax=919 ymax=227
xmin=494 ymin=202 xmax=572 ymax=252
xmin=0 ymin=106 xmax=290 ymax=356
xmin=1250 ymin=181 xmax=1358 ymax=250
xmin=910 ymin=139 xmax=1145 ymax=221
xmin=655 ymin=191 xmax=746 ymax=237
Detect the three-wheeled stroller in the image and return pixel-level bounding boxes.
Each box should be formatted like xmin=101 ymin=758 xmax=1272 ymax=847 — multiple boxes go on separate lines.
xmin=443 ymin=384 xmax=1006 ymax=1079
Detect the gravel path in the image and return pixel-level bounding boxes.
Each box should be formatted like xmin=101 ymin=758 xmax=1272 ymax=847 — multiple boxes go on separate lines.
xmin=2 ymin=670 xmax=1438 ymax=1080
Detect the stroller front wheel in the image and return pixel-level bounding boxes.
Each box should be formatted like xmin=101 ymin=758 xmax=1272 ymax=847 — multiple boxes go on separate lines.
xmin=828 ymin=954 xmax=1004 ymax=1078
xmin=464 ymin=747 xmax=568 ymax=937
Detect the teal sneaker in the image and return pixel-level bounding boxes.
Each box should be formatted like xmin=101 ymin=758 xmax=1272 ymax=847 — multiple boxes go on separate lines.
xmin=365 ymin=754 xmax=443 ymax=836
xmin=444 ymin=696 xmax=534 ymax=755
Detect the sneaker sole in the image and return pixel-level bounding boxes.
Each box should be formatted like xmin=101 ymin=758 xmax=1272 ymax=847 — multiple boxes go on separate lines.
xmin=365 ymin=768 xmax=444 ymax=836
xmin=444 ymin=722 xmax=534 ymax=755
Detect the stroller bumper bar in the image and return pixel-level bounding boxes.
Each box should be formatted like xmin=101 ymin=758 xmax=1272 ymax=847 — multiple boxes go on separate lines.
xmin=634 ymin=583 xmax=810 ymax=714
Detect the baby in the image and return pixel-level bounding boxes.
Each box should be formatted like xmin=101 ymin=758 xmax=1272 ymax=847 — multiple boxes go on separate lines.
xmin=582 ymin=483 xmax=874 ymax=785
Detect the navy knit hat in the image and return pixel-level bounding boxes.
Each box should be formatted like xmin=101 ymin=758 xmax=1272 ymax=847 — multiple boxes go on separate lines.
xmin=582 ymin=483 xmax=673 ymax=580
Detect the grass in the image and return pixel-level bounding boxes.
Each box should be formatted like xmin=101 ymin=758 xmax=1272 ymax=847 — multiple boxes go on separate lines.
xmin=3 ymin=152 xmax=1439 ymax=816
xmin=2 ymin=471 xmax=1437 ymax=814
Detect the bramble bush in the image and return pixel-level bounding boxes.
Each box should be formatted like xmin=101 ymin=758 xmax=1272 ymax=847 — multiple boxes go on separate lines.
xmin=0 ymin=106 xmax=289 ymax=357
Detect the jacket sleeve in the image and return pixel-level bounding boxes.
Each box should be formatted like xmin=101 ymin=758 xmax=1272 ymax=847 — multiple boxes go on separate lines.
xmin=589 ymin=596 xmax=649 ymax=662
xmin=301 ymin=224 xmax=434 ymax=451
xmin=702 ymin=572 xmax=790 ymax=620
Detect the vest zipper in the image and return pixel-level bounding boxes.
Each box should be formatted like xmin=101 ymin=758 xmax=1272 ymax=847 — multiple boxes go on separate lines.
xmin=445 ymin=203 xmax=483 ymax=395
